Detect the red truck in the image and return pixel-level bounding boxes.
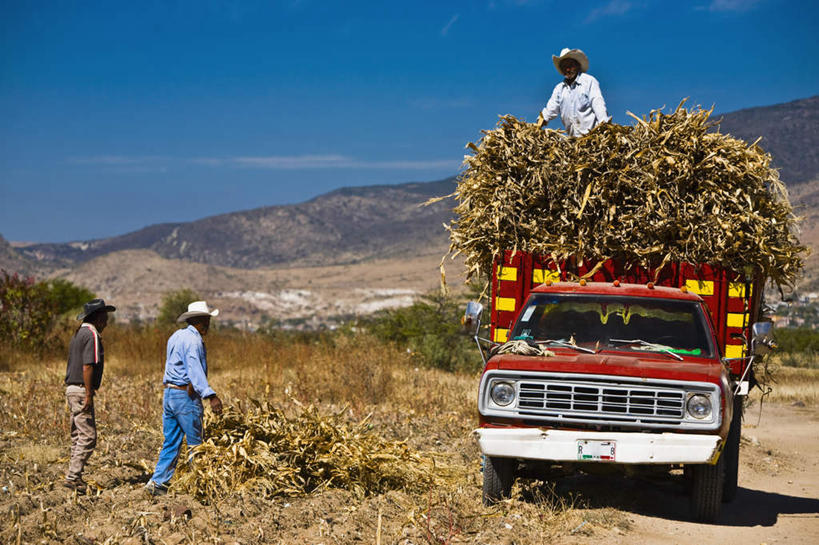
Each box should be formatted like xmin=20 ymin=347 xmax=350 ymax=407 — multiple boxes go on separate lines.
xmin=465 ymin=251 xmax=774 ymax=522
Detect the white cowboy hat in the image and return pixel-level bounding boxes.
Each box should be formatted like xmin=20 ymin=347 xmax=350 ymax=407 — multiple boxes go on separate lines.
xmin=552 ymin=48 xmax=589 ymax=75
xmin=177 ymin=300 xmax=219 ymax=322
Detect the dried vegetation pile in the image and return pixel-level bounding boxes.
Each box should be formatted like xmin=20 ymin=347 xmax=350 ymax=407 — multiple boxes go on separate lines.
xmin=447 ymin=104 xmax=807 ymax=287
xmin=173 ymin=400 xmax=435 ymax=503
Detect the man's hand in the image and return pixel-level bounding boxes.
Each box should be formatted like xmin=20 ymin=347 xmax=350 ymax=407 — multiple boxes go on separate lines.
xmin=536 ymin=113 xmax=546 ymax=130
xmin=81 ymin=394 xmax=94 ymax=413
xmin=208 ymin=395 xmax=223 ymax=415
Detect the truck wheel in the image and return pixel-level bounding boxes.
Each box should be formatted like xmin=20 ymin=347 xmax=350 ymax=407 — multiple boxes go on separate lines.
xmin=482 ymin=456 xmax=515 ymax=505
xmin=722 ymin=396 xmax=743 ymax=502
xmin=689 ymin=454 xmax=725 ymax=523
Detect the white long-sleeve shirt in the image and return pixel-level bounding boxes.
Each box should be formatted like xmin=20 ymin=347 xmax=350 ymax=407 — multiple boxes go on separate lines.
xmin=540 ymin=72 xmax=609 ymax=137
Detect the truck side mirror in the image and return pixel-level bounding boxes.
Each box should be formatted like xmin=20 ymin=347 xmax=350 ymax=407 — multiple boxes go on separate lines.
xmin=462 ymin=301 xmax=484 ymax=336
xmin=751 ymin=321 xmax=775 ymax=355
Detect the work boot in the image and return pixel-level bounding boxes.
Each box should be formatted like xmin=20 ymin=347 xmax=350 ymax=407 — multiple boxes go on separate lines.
xmin=63 ymin=477 xmax=87 ymax=494
xmin=144 ymin=481 xmax=168 ymax=497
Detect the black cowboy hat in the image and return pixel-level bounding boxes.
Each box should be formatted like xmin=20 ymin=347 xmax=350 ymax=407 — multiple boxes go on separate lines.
xmin=77 ymin=298 xmax=116 ymax=321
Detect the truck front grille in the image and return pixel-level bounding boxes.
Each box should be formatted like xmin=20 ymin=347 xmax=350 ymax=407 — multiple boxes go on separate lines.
xmin=518 ymin=381 xmax=685 ymax=419
xmin=479 ymin=371 xmax=722 ymax=430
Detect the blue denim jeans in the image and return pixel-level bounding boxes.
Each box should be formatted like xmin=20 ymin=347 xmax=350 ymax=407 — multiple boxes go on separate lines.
xmin=149 ymin=388 xmax=204 ymax=487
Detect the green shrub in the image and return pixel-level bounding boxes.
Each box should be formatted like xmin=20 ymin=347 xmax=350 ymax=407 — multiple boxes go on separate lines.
xmin=773 ymin=327 xmax=819 ymax=353
xmin=45 ymin=278 xmax=96 ymax=316
xmin=157 ymin=288 xmax=202 ymax=326
xmin=0 ymin=270 xmax=59 ymax=354
xmin=366 ymin=290 xmax=482 ymax=372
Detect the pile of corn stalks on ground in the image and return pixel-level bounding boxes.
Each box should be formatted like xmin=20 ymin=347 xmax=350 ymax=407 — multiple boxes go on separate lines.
xmin=173 ymin=400 xmax=435 ymax=503
xmin=446 ymin=103 xmax=806 ymax=289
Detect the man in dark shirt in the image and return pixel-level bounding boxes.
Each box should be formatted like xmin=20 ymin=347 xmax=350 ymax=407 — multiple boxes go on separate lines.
xmin=63 ymin=298 xmax=115 ymax=493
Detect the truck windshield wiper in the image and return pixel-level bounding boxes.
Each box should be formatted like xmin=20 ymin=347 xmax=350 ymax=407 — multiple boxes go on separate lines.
xmin=537 ymin=339 xmax=597 ymax=354
xmin=608 ymin=338 xmax=684 ymax=361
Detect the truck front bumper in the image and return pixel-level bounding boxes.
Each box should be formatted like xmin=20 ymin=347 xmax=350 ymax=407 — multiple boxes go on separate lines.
xmin=474 ymin=427 xmax=722 ymax=464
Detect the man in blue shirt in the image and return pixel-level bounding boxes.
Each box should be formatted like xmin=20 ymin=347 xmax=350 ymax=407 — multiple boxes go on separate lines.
xmin=145 ymin=301 xmax=223 ymax=496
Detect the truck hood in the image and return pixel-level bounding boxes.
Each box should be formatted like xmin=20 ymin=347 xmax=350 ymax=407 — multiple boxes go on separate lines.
xmin=491 ymin=351 xmax=723 ymax=384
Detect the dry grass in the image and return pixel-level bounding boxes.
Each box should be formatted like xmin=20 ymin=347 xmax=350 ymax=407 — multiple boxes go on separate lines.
xmin=2 ymin=325 xmax=816 ymax=543
xmin=749 ymin=365 xmax=819 ymax=406
xmin=0 ymin=326 xmax=633 ymax=544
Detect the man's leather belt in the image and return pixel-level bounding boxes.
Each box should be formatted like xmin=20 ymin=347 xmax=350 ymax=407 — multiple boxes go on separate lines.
xmin=165 ymin=383 xmax=190 ymax=391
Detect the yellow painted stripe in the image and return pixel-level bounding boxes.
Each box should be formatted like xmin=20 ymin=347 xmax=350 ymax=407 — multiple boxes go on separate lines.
xmin=494 ymin=328 xmax=509 ymax=343
xmin=728 ymin=282 xmax=748 ymax=298
xmin=725 ymin=345 xmax=745 ymax=359
xmin=497 ymin=267 xmax=518 ymax=281
xmin=726 ymin=313 xmax=747 ymax=328
xmin=533 ymin=269 xmax=561 ymax=284
xmin=495 ymin=297 xmax=516 ymax=312
xmin=685 ymin=279 xmax=714 ymax=296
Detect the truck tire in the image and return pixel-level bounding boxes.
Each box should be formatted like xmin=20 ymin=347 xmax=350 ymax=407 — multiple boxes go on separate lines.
xmin=482 ymin=456 xmax=515 ymax=506
xmin=689 ymin=454 xmax=725 ymax=523
xmin=722 ymin=396 xmax=743 ymax=502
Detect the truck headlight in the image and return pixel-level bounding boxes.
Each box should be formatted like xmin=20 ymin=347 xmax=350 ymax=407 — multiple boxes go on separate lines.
xmin=491 ymin=382 xmax=516 ymax=406
xmin=686 ymin=394 xmax=712 ymax=419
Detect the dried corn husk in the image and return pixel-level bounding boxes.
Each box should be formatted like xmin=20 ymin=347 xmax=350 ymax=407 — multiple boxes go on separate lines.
xmin=173 ymin=400 xmax=434 ymax=503
xmin=446 ymin=103 xmax=806 ymax=288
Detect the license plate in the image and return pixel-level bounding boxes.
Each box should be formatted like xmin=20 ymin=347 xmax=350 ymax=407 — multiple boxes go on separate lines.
xmin=577 ymin=440 xmax=616 ymax=461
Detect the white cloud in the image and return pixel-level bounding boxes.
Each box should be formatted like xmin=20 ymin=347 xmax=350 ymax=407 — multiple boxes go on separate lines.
xmin=440 ymin=14 xmax=459 ymax=36
xmin=586 ymin=0 xmax=635 ymax=22
xmin=69 ymin=155 xmax=157 ymax=165
xmin=232 ymin=154 xmax=350 ymax=169
xmin=228 ymin=155 xmax=459 ymax=170
xmin=706 ymin=0 xmax=761 ymax=12
xmin=72 ymin=154 xmax=460 ymax=172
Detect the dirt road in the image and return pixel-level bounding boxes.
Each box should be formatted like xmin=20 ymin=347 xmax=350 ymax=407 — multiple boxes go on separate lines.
xmin=578 ymin=402 xmax=819 ymax=544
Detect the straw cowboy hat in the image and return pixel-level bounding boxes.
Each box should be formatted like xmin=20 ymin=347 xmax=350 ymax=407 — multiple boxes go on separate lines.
xmin=552 ymin=48 xmax=589 ymax=75
xmin=177 ymin=301 xmax=219 ymax=322
xmin=77 ymin=298 xmax=116 ymax=321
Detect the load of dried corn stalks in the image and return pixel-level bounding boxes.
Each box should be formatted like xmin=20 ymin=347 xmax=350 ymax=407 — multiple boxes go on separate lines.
xmin=445 ymin=103 xmax=806 ymax=288
xmin=173 ymin=400 xmax=434 ymax=503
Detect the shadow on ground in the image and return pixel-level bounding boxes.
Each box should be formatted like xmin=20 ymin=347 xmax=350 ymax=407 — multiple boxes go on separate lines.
xmin=517 ymin=472 xmax=819 ymax=527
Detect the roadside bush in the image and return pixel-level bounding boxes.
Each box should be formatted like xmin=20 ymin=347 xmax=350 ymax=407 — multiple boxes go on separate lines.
xmin=0 ymin=270 xmax=59 ymax=356
xmin=774 ymin=327 xmax=819 ymax=368
xmin=0 ymin=272 xmax=100 ymax=367
xmin=45 ymin=278 xmax=96 ymax=316
xmin=366 ymin=290 xmax=481 ymax=372
xmin=157 ymin=288 xmax=201 ymax=326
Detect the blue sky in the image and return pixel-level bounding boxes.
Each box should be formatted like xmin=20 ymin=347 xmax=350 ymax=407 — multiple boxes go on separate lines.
xmin=1 ymin=0 xmax=817 ymax=243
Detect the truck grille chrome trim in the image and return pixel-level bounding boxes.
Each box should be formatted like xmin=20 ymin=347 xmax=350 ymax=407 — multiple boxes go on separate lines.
xmin=517 ymin=381 xmax=685 ymax=417
xmin=479 ymin=371 xmax=722 ymax=431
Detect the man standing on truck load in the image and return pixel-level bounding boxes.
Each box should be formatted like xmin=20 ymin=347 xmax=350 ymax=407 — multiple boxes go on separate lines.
xmin=63 ymin=298 xmax=116 ymax=494
xmin=539 ymin=48 xmax=609 ymax=137
xmin=145 ymin=300 xmax=223 ymax=496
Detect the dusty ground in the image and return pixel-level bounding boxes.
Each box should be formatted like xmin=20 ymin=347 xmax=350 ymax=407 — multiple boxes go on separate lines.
xmin=2 ymin=400 xmax=817 ymax=544
xmin=578 ymin=402 xmax=819 ymax=545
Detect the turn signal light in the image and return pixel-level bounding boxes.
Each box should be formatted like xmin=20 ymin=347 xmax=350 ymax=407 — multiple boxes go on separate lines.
xmin=579 ymin=279 xmax=587 ymax=286
xmin=647 ymin=282 xmax=655 ymax=289
xmin=613 ymin=280 xmax=620 ymax=287
xmin=680 ymin=285 xmax=688 ymax=293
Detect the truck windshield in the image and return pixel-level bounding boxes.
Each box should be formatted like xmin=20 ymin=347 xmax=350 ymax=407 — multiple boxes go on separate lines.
xmin=510 ymin=294 xmax=714 ymax=358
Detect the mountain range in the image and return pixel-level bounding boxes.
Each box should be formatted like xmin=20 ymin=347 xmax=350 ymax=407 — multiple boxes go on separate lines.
xmin=2 ymin=95 xmax=818 ymax=321
xmin=13 ymin=178 xmax=457 ymax=270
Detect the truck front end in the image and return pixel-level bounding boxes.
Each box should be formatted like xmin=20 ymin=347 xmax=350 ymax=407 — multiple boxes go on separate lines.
xmin=473 ymin=282 xmax=737 ymax=521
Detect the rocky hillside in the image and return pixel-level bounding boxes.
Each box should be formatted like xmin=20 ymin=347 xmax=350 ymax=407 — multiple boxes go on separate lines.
xmin=6 ymin=96 xmax=819 ymax=275
xmin=16 ymin=178 xmax=456 ymax=269
xmin=0 ymin=235 xmax=36 ymax=276
xmin=715 ymin=95 xmax=819 ymax=184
